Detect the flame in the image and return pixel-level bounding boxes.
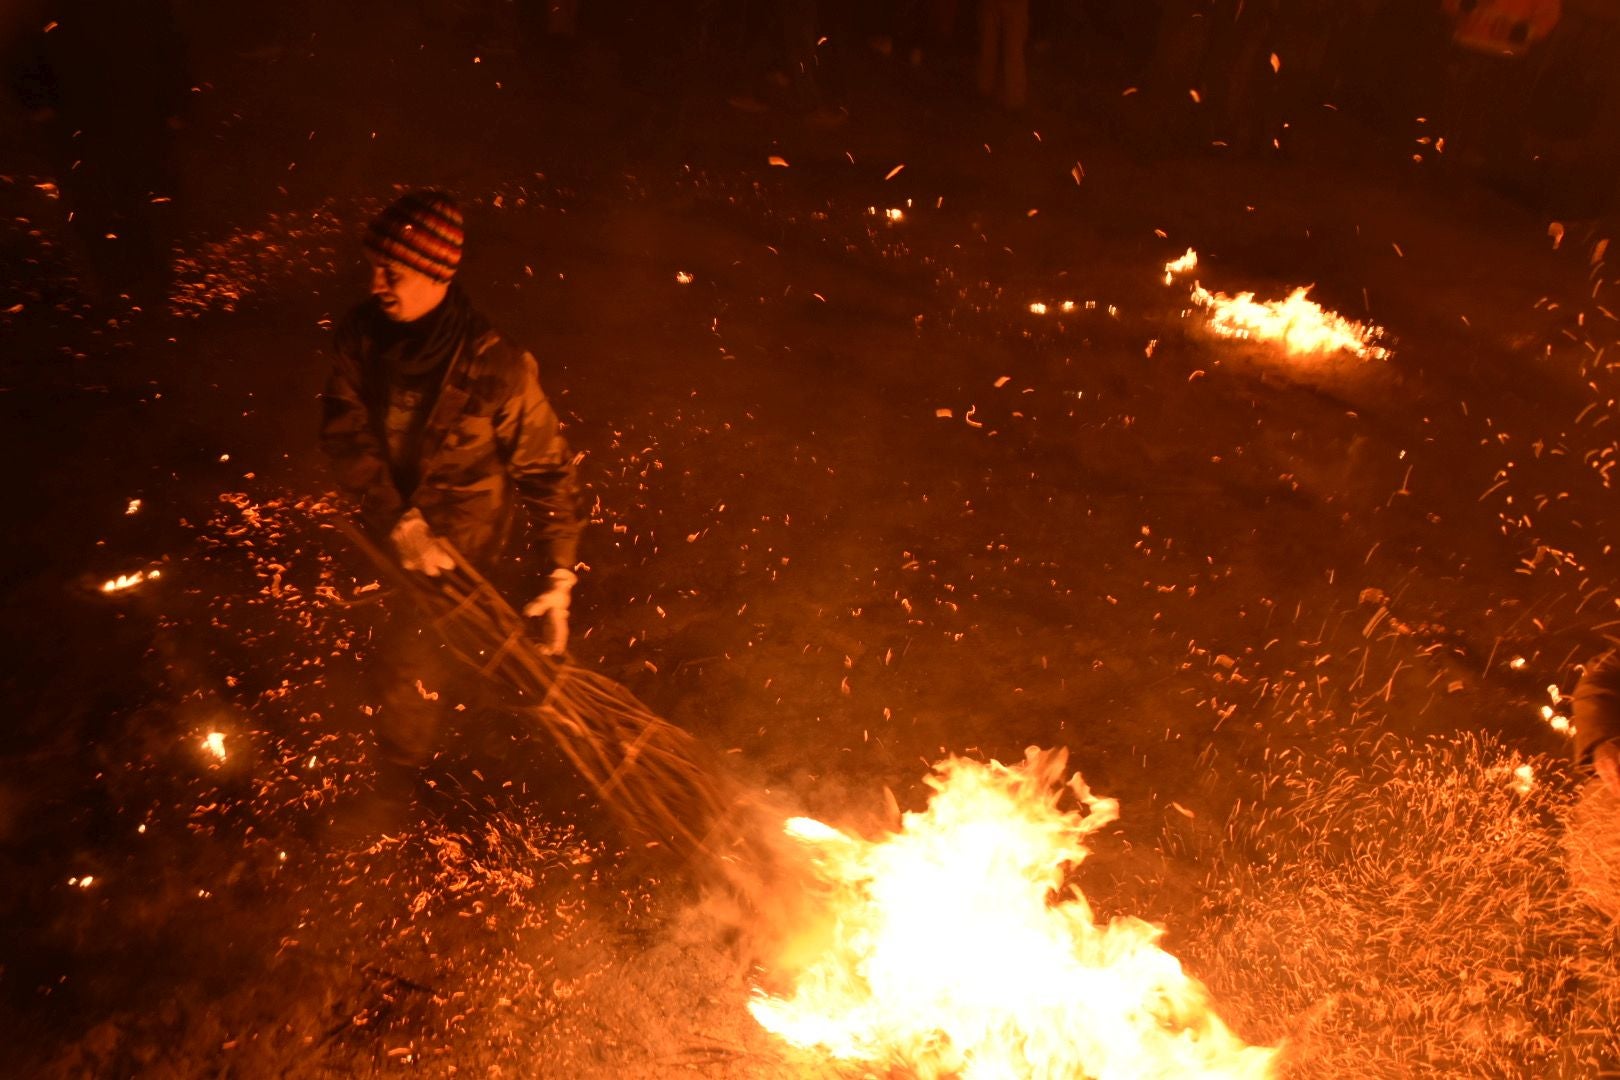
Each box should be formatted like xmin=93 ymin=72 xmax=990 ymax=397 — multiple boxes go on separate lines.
xmin=102 ymin=568 xmax=160 ymax=593
xmin=1190 ymin=283 xmax=1388 ymax=360
xmin=1164 ymin=248 xmax=1198 ymax=284
xmin=202 ymin=731 xmax=227 ymax=761
xmin=749 ymin=748 xmax=1278 ymax=1078
xmin=1512 ymin=763 xmax=1535 ymax=795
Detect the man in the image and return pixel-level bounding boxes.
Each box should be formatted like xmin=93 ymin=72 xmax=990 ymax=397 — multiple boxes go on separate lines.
xmin=1574 ymin=649 xmax=1620 ymax=797
xmin=320 ymin=189 xmax=581 ymax=828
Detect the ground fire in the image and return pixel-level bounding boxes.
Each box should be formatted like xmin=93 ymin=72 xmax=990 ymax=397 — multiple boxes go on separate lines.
xmin=1165 ymin=248 xmax=1389 ymax=361
xmin=749 ymin=749 xmax=1278 ymax=1078
xmin=1188 ymin=282 xmax=1390 ymax=361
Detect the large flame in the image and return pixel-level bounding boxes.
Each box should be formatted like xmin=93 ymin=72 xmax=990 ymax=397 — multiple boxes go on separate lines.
xmin=1190 ymin=282 xmax=1388 ymax=360
xmin=749 ymin=748 xmax=1278 ymax=1079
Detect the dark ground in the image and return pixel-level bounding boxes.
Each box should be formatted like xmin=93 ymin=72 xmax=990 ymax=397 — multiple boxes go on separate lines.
xmin=4 ymin=5 xmax=1620 ymax=1077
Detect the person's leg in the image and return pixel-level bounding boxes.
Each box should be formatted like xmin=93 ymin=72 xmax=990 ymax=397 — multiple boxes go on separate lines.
xmin=354 ymin=614 xmax=453 ymax=830
xmin=779 ymin=0 xmax=822 ymax=112
xmin=547 ymin=0 xmax=578 ymax=37
xmin=975 ymin=0 xmax=1001 ymax=99
xmin=999 ymin=0 xmax=1028 ymax=109
xmin=930 ymin=0 xmax=961 ymax=56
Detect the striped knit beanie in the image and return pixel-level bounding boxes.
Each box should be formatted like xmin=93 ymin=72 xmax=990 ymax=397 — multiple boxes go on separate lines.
xmin=363 ymin=190 xmax=464 ymax=282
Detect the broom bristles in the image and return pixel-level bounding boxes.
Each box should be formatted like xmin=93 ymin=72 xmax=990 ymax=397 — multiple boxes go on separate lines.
xmin=328 ymin=517 xmax=742 ymax=863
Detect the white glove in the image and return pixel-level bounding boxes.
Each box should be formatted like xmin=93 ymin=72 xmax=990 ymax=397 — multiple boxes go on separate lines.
xmin=390 ymin=508 xmax=455 ymax=577
xmin=522 ymin=568 xmax=577 ymax=655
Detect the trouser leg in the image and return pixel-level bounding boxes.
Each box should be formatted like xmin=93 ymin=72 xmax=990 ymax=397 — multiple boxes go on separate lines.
xmin=780 ymin=0 xmax=821 ymax=110
xmin=998 ymin=0 xmax=1028 ymax=109
xmin=976 ymin=0 xmax=1001 ymax=98
xmin=373 ymin=615 xmax=453 ymax=770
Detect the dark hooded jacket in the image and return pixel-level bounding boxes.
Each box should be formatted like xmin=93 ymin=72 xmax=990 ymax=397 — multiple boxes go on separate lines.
xmin=319 ymin=287 xmax=580 ymax=575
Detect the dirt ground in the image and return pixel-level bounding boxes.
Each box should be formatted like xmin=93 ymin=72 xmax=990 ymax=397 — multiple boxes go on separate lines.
xmin=5 ymin=8 xmax=1620 ymax=1078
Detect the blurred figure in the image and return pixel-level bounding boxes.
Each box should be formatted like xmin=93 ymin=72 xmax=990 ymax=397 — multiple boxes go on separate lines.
xmin=1444 ymin=0 xmax=1561 ymax=58
xmin=975 ymin=0 xmax=1028 ymax=109
xmin=5 ymin=0 xmax=188 ymax=309
xmin=516 ymin=0 xmax=577 ymax=60
xmin=1437 ymin=0 xmax=1562 ymax=176
xmin=545 ymin=0 xmax=579 ymax=38
xmin=1139 ymin=0 xmax=1283 ymax=153
xmin=1201 ymin=0 xmax=1279 ymax=152
xmin=1574 ymin=649 xmax=1620 ymax=797
xmin=723 ymin=0 xmax=844 ymax=125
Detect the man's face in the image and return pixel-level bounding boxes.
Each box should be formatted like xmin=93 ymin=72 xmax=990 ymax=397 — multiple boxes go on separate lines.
xmin=369 ymin=256 xmax=449 ymax=322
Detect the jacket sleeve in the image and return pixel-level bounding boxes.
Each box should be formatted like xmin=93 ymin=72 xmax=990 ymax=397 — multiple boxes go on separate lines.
xmin=495 ymin=349 xmax=581 ymax=570
xmin=318 ymin=325 xmax=402 ymax=528
xmin=1573 ymin=648 xmax=1620 ymax=765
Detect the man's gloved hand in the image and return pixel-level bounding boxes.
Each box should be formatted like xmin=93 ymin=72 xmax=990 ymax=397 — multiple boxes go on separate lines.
xmin=522 ymin=568 xmax=577 ymax=656
xmin=390 ymin=508 xmax=455 ymax=577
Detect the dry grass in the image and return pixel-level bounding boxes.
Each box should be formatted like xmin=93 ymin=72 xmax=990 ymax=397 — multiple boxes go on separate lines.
xmin=1175 ymin=731 xmax=1620 ymax=1079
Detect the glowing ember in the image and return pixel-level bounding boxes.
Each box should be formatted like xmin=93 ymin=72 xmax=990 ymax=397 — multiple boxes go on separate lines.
xmin=1542 ymin=681 xmax=1573 ymax=734
xmin=202 ymin=731 xmax=227 ymax=761
xmin=749 ymin=748 xmax=1278 ymax=1079
xmin=1163 ymin=248 xmax=1198 ymax=284
xmin=102 ymin=569 xmax=160 ymax=593
xmin=1512 ymin=763 xmax=1535 ymax=795
xmin=675 ymin=271 xmax=694 ymax=284
xmin=1029 ymin=302 xmax=1048 ymax=315
xmin=1190 ymin=283 xmax=1389 ymax=360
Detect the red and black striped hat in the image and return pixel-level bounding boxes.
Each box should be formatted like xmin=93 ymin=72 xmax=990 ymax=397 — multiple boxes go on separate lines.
xmin=363 ymin=190 xmax=464 ymax=282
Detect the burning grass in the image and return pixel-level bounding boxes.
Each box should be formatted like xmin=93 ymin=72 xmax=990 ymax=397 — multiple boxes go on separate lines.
xmin=1181 ymin=731 xmax=1620 ymax=1078
xmin=750 ymin=748 xmax=1278 ymax=1078
xmin=1163 ymin=247 xmax=1390 ymax=362
xmin=1189 ymin=284 xmax=1390 ymax=361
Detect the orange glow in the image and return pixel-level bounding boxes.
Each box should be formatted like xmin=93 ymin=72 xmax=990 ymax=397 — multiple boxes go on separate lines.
xmin=1190 ymin=283 xmax=1389 ymax=360
xmin=749 ymin=748 xmax=1278 ymax=1078
xmin=102 ymin=569 xmax=161 ymax=593
xmin=1163 ymin=248 xmax=1198 ymax=284
xmin=1512 ymin=763 xmax=1535 ymax=795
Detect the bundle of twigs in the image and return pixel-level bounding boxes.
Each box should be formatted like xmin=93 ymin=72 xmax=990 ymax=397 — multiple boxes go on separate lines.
xmin=329 ymin=517 xmax=740 ymax=864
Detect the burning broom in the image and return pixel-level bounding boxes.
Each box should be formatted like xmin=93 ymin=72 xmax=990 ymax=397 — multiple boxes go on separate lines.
xmin=326 ymin=515 xmax=746 ymax=866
